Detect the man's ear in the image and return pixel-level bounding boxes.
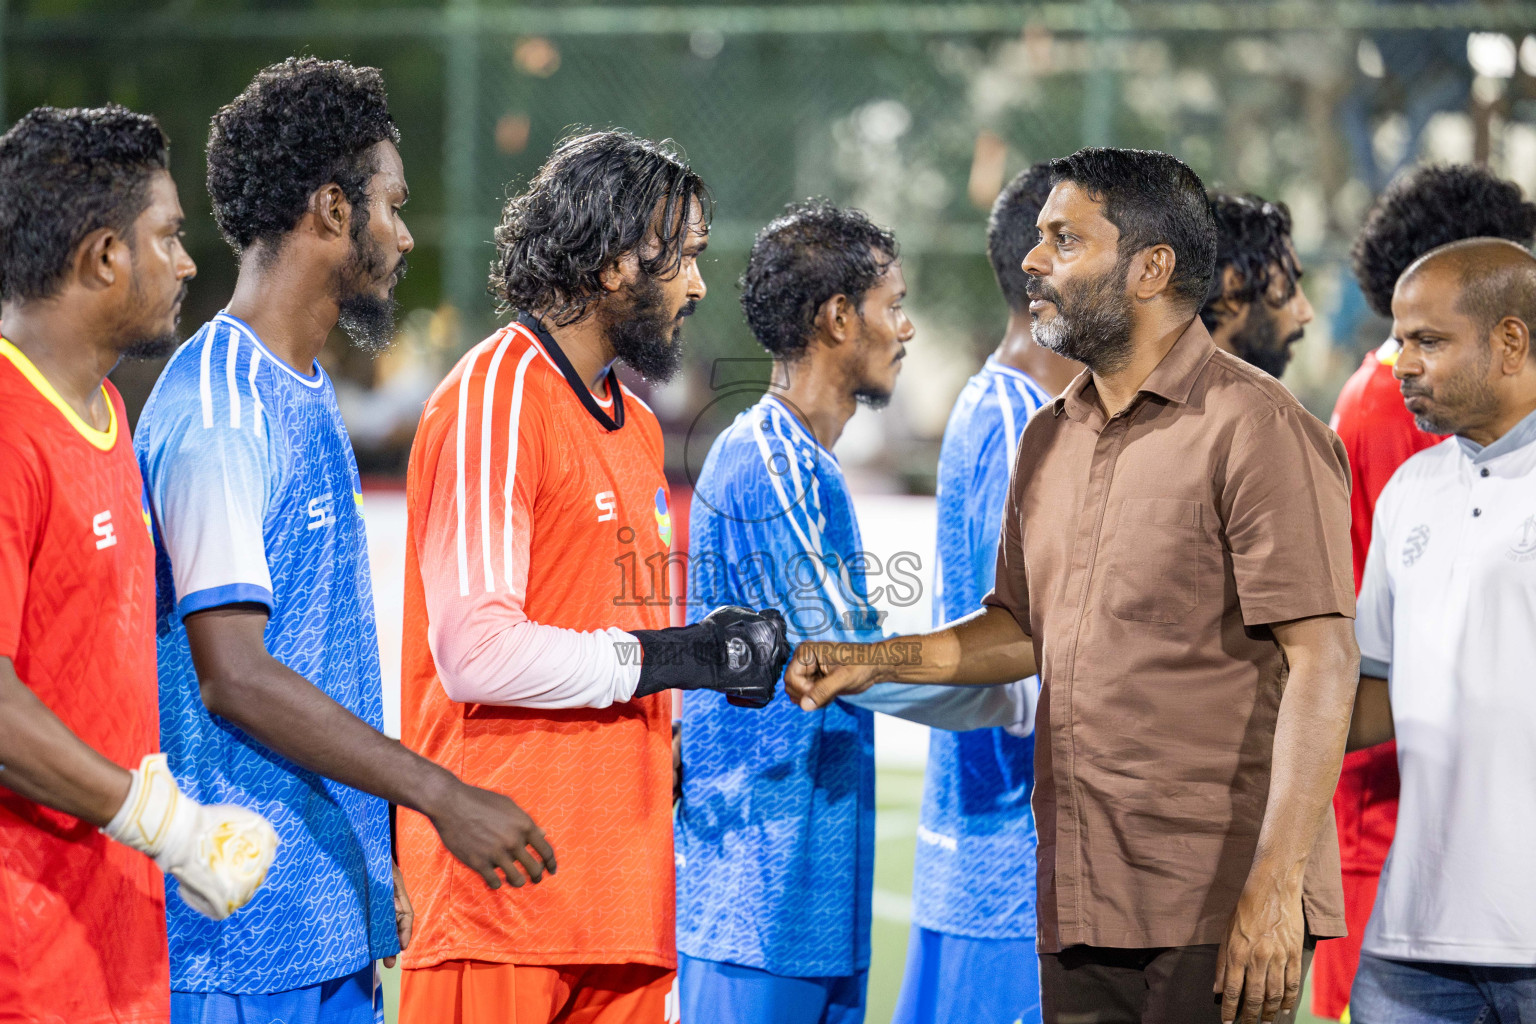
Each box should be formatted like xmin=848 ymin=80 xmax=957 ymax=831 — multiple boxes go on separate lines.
xmin=1494 ymin=315 xmax=1531 ymax=376
xmin=1131 ymin=243 xmax=1178 ymax=302
xmin=814 ymin=293 xmax=858 ymax=346
xmin=73 ymin=226 xmax=130 ymax=292
xmin=309 ymin=183 xmax=352 ymax=241
xmin=599 ymin=251 xmax=641 ymax=294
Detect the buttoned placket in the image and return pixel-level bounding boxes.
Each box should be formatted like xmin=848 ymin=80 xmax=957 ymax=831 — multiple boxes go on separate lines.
xmin=1053 ymin=394 xmax=1147 ymax=944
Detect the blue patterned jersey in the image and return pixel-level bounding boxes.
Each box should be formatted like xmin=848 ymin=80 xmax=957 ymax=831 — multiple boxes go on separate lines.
xmin=136 ymin=312 xmax=396 ymax=993
xmin=916 ymin=357 xmax=1049 ymax=940
xmin=678 ymin=394 xmax=881 ymax=978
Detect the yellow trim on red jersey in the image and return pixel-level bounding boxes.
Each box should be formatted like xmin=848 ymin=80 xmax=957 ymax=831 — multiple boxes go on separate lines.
xmin=0 ymin=337 xmax=118 ymax=451
xmin=1375 ymin=338 xmax=1402 ymax=368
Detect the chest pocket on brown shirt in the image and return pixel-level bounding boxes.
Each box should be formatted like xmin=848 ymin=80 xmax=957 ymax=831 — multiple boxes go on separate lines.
xmin=1103 ymin=497 xmax=1203 ymax=624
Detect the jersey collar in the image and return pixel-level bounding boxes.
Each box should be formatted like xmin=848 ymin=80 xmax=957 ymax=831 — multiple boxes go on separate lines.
xmin=0 ymin=337 xmax=118 ymax=451
xmin=1456 ymin=405 xmax=1536 ymax=464
xmin=517 ymin=312 xmax=625 ymax=432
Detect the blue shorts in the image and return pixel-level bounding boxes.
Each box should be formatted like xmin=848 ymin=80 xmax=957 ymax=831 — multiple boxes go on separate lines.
xmin=171 ymin=965 xmax=380 ymax=1024
xmin=891 ymin=926 xmax=1041 ymax=1024
xmin=678 ymin=953 xmax=867 ymax=1024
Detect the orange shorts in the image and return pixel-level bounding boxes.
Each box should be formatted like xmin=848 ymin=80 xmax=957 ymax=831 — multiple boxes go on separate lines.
xmin=399 ymin=959 xmax=677 ymax=1024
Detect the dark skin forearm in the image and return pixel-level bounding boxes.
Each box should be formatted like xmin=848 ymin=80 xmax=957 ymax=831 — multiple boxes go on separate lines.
xmin=786 ymin=604 xmax=1037 ymax=709
xmin=1216 ymin=613 xmax=1359 ymax=1024
xmin=1346 ymin=676 xmax=1393 ymax=752
xmin=0 ymin=656 xmax=132 ymax=826
xmin=185 ymin=606 xmax=456 ymax=815
xmin=1252 ymin=614 xmax=1359 ymax=877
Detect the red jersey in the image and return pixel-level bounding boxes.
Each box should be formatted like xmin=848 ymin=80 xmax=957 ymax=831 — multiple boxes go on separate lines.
xmin=0 ymin=339 xmax=167 ymax=1023
xmin=398 ymin=318 xmax=674 ymax=969
xmin=1312 ymin=342 xmax=1444 ymax=1020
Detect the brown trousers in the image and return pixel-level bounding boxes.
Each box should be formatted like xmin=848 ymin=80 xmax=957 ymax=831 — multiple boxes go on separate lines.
xmin=1039 ymin=941 xmax=1316 ymax=1024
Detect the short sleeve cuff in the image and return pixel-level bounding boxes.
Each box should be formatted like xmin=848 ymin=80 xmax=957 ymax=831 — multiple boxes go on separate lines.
xmin=981 ymin=592 xmax=1031 ymax=638
xmin=1360 ymin=655 xmax=1390 ymax=679
xmin=177 ymin=583 xmax=274 ymax=618
xmin=1237 ymin=585 xmax=1356 ymax=628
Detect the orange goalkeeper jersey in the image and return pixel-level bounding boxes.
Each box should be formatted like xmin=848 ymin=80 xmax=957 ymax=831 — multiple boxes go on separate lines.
xmin=399 ymin=315 xmax=675 ymax=969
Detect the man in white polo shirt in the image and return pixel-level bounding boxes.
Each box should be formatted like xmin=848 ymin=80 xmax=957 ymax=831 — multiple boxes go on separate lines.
xmin=1348 ymin=236 xmax=1536 ymax=1021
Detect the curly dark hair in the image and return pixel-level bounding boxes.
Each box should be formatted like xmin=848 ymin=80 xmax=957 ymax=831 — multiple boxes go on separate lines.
xmin=1200 ymin=192 xmax=1299 ymax=332
xmin=1047 ymin=147 xmax=1217 ymax=309
xmin=0 ymin=104 xmax=168 ymax=303
xmin=1352 ymin=164 xmax=1536 ymax=318
xmin=490 ymin=129 xmax=712 ymax=325
xmin=206 ymin=57 xmax=398 ymax=254
xmin=988 ymin=162 xmax=1055 ymax=313
xmin=739 ymin=199 xmax=899 ymax=363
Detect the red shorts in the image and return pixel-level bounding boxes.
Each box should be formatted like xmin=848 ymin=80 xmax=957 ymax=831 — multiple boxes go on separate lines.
xmin=399 ymin=960 xmax=677 ymax=1024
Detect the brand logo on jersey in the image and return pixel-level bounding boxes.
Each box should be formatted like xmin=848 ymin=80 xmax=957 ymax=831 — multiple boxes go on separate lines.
xmin=92 ymin=510 xmax=117 ymax=550
xmin=654 ymin=487 xmax=672 ymax=546
xmin=1402 ymin=524 xmax=1430 ymax=567
xmin=595 ymin=491 xmax=617 ymax=522
xmin=1508 ymin=514 xmax=1536 ymax=562
xmin=307 ymin=493 xmax=336 ymax=531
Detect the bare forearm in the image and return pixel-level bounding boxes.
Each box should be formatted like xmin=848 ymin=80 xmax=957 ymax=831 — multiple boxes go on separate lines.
xmin=871 ymin=606 xmax=1037 ymax=686
xmin=1251 ymin=621 xmax=1359 ymax=881
xmin=200 ymin=657 xmax=453 ymax=814
xmin=1346 ymin=676 xmax=1393 ymax=752
xmin=0 ymin=659 xmax=130 ymax=825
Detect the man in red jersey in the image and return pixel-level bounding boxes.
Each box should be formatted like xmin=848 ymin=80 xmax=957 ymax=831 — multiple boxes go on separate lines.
xmin=0 ymin=105 xmax=275 ymax=1024
xmin=397 ymin=130 xmax=788 ymax=1024
xmin=1310 ymin=164 xmax=1536 ymax=1021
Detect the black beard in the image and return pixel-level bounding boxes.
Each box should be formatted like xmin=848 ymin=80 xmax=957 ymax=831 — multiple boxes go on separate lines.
xmin=336 ymin=234 xmax=403 ymax=354
xmin=854 ymin=387 xmax=892 ymax=409
xmin=120 ymin=281 xmax=187 ymax=359
xmin=1027 ymin=256 xmax=1135 ymax=375
xmin=1229 ymin=304 xmax=1299 ymax=379
xmin=122 ymin=331 xmax=178 ymax=360
xmin=604 ymin=274 xmax=689 ymax=383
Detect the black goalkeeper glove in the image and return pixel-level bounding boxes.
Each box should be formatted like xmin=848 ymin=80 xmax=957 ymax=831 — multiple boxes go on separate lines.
xmin=630 ymin=606 xmax=791 ymax=709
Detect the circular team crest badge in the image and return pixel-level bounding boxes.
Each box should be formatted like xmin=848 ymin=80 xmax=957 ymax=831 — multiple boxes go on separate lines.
xmin=654 ymin=486 xmax=673 ymax=546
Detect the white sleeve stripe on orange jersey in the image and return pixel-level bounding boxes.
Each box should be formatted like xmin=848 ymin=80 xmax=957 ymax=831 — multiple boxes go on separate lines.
xmin=479 ymin=331 xmax=518 ymax=593
xmin=224 ymin=324 xmax=242 ymax=429
xmin=510 ymin=321 xmax=563 ymax=376
xmin=199 ymin=320 xmax=215 ymax=429
xmin=454 ymin=345 xmax=484 ymax=597
xmin=502 ymin=345 xmax=539 ymax=591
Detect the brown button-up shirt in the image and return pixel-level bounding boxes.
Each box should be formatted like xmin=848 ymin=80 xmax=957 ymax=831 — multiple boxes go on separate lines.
xmin=985 ymin=318 xmax=1354 ymax=952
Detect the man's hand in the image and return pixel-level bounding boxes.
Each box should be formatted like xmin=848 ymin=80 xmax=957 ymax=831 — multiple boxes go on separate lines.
xmin=785 ymin=641 xmax=883 ymax=711
xmin=1214 ymin=868 xmax=1306 ymax=1024
xmin=102 ymin=753 xmax=278 ymax=920
xmin=630 ymin=606 xmax=792 ymax=708
xmin=383 ymin=861 xmax=414 ymax=968
xmin=425 ymin=779 xmax=555 ymax=889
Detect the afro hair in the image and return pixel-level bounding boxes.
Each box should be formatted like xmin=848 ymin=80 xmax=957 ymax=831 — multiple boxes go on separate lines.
xmin=1351 ymin=164 xmax=1536 ymax=318
xmin=206 ymin=57 xmax=398 ymax=254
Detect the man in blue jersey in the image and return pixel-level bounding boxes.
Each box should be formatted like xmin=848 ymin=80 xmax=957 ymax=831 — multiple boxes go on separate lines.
xmin=136 ymin=59 xmax=555 ymax=1024
xmin=677 ymin=200 xmax=1029 ymax=1023
xmin=892 ymin=163 xmax=1080 ymax=1024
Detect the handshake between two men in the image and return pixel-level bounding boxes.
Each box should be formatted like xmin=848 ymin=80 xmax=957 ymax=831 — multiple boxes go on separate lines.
xmin=671 ymin=603 xmax=1034 ymax=714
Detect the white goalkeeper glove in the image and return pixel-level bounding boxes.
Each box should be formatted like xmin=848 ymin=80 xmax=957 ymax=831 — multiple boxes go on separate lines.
xmin=102 ymin=753 xmax=278 ymax=920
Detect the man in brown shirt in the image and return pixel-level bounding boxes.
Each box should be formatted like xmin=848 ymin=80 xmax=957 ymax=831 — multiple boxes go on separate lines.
xmin=787 ymin=148 xmax=1359 ymax=1024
